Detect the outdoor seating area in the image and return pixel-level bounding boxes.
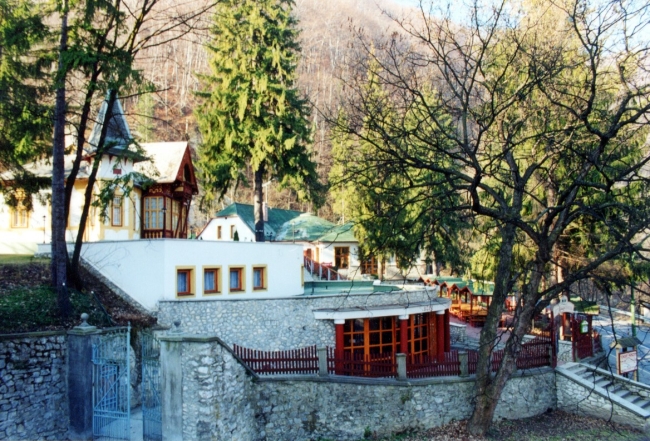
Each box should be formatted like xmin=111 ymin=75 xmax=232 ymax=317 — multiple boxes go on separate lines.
xmin=423 ymin=277 xmax=495 ymax=328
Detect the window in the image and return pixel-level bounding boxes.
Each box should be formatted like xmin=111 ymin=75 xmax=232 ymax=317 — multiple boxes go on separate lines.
xmin=217 ymin=226 xmax=222 ymax=239
xmin=229 ymin=267 xmax=245 ymax=292
xmin=253 ymin=266 xmax=267 ymax=291
xmin=409 ymin=314 xmax=431 ymax=356
xmin=361 ymin=253 xmax=378 ymax=275
xmin=340 ymin=314 xmax=436 ymax=357
xmin=335 ymin=247 xmax=350 ymax=269
xmin=230 ymin=225 xmax=235 ymax=239
xmin=10 ymin=204 xmax=29 ymax=228
xmin=171 ymin=200 xmax=180 ymax=232
xmin=176 ymin=268 xmax=194 ymax=296
xmin=203 ymin=267 xmax=220 ymax=294
xmin=111 ymin=196 xmax=123 ymax=226
xmin=144 ymin=196 xmax=164 ymax=229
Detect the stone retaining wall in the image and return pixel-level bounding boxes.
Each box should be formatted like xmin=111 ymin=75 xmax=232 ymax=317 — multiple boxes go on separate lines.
xmin=157 ymin=289 xmax=438 ymax=350
xmin=0 ymin=332 xmax=68 ymax=440
xmin=163 ymin=334 xmax=557 ymax=441
xmin=556 ymin=369 xmax=650 ymax=430
xmin=257 ymin=369 xmax=556 ymax=441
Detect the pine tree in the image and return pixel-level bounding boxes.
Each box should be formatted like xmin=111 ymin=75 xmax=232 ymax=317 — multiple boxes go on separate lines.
xmin=0 ymin=0 xmax=51 ymax=173
xmin=196 ymin=0 xmax=322 ymax=241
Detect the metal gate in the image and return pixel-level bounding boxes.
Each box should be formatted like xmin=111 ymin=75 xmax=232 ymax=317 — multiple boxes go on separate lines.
xmin=142 ymin=331 xmax=162 ymax=441
xmin=92 ymin=325 xmax=131 ymax=441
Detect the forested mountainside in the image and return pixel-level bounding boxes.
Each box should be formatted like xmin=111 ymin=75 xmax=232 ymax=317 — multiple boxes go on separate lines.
xmin=122 ymin=0 xmax=411 ymax=222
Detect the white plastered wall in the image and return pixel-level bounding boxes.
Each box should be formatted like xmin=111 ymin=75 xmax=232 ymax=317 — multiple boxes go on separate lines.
xmin=80 ymin=239 xmax=305 ymax=310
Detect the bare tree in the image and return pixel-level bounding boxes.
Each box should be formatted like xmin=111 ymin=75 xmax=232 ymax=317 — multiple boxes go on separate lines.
xmin=330 ymin=0 xmax=650 ymax=434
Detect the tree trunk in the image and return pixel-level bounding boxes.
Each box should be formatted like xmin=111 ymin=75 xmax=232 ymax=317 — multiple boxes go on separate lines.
xmin=467 ymin=222 xmax=517 ymax=435
xmin=468 ymin=233 xmax=549 ymax=435
xmin=51 ymin=1 xmax=71 ymax=319
xmin=253 ymin=164 xmax=265 ymax=242
xmin=69 ymin=91 xmax=118 ymax=288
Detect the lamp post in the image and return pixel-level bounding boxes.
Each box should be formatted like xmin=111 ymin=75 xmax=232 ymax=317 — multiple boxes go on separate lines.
xmin=43 ymin=215 xmax=46 ymax=244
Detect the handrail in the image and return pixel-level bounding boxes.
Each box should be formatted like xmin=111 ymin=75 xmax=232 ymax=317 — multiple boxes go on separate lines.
xmin=303 ymin=256 xmax=346 ymax=280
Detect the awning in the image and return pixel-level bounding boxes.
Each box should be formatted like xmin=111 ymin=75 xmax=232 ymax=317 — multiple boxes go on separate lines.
xmin=313 ymin=298 xmax=451 ymax=321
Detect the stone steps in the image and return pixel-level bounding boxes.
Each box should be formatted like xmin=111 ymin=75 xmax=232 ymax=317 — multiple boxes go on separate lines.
xmin=563 ymin=363 xmax=650 ymax=411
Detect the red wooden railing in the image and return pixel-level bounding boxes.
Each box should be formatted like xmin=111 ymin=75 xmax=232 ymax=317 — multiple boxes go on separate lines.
xmin=406 ymin=352 xmax=461 ymax=378
xmin=233 ymin=344 xmax=319 ymax=375
xmin=327 ymin=348 xmax=396 ymax=378
xmin=233 ymin=338 xmax=553 ymax=379
xmin=304 ymin=256 xmax=346 ymax=281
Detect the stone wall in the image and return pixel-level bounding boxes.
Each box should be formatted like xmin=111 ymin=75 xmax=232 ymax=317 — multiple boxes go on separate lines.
xmin=257 ymin=370 xmax=556 ymax=440
xmin=556 ymin=368 xmax=650 ymax=430
xmin=163 ymin=334 xmax=557 ymax=441
xmin=157 ymin=289 xmax=438 ymax=350
xmin=557 ymin=340 xmax=573 ymax=364
xmin=450 ymin=323 xmax=466 ymax=344
xmin=0 ymin=332 xmax=68 ymax=440
xmin=160 ymin=335 xmax=259 ymax=441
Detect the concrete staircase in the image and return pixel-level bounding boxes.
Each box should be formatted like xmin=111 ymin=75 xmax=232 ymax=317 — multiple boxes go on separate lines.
xmin=556 ymin=362 xmax=650 ymax=430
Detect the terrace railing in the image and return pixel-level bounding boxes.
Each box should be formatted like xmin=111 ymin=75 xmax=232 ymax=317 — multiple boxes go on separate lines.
xmin=232 ymin=338 xmax=553 ymax=380
xmin=327 ymin=348 xmax=397 ymax=378
xmin=304 ymin=256 xmax=346 ymax=281
xmin=233 ymin=344 xmax=319 ymax=375
xmin=406 ymin=352 xmax=461 ymax=378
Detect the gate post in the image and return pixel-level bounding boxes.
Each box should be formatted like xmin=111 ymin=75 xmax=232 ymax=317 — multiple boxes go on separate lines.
xmin=159 ymin=333 xmax=183 ymax=441
xmin=67 ymin=314 xmax=100 ymax=441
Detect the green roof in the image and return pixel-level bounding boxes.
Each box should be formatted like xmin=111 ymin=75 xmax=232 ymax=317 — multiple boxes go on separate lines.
xmin=215 ymin=203 xmax=359 ymax=243
xmin=275 ymin=213 xmax=336 ymax=242
xmin=317 ymin=222 xmax=356 ymax=243
xmin=216 ymin=203 xmax=303 ymax=237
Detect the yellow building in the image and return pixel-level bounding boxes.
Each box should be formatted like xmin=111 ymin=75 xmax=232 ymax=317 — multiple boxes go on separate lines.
xmin=0 ymin=96 xmax=198 ymax=255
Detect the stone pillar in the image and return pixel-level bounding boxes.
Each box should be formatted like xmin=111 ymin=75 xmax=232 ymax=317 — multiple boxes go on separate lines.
xmin=399 ymin=315 xmax=409 ymax=355
xmin=459 ymin=351 xmax=469 ymax=377
xmin=159 ymin=334 xmax=183 ymax=441
xmin=396 ymin=353 xmax=407 ymax=380
xmin=436 ymin=311 xmax=445 ymax=361
xmin=67 ymin=314 xmax=100 ymax=441
xmin=317 ymin=347 xmax=328 ymax=376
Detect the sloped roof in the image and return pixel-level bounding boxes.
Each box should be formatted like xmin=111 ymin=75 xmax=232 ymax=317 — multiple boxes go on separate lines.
xmin=88 ymin=94 xmax=132 ymax=151
xmin=317 ymin=222 xmax=356 ymax=243
xmin=0 ymin=155 xmax=89 ymax=181
xmin=136 ymin=142 xmax=190 ymax=184
xmin=275 ymin=213 xmax=336 ymax=242
xmin=85 ymin=93 xmax=147 ymax=163
xmin=215 ymin=203 xmax=303 ymax=236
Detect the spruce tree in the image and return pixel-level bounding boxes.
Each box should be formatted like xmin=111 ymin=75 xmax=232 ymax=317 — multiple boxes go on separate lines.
xmin=196 ymin=0 xmax=322 ymax=241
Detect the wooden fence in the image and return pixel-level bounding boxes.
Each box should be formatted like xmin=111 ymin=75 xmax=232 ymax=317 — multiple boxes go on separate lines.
xmin=406 ymin=352 xmax=461 ymax=378
xmin=233 ymin=338 xmax=552 ymax=378
xmin=326 ymin=348 xmax=397 ymax=378
xmin=233 ymin=344 xmax=319 ymax=375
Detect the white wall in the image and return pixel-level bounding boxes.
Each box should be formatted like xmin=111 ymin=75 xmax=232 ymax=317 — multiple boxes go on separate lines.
xmin=80 ymin=239 xmax=305 ymax=310
xmin=199 ymin=217 xmax=254 ymax=242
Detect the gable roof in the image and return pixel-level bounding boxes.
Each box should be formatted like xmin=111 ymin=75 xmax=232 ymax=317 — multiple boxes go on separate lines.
xmin=136 ymin=142 xmax=197 ymax=190
xmin=216 ymin=203 xmax=303 ymax=236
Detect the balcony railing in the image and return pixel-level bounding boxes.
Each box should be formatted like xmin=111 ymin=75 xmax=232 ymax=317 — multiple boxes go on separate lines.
xmin=304 ymin=256 xmax=346 ymax=281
